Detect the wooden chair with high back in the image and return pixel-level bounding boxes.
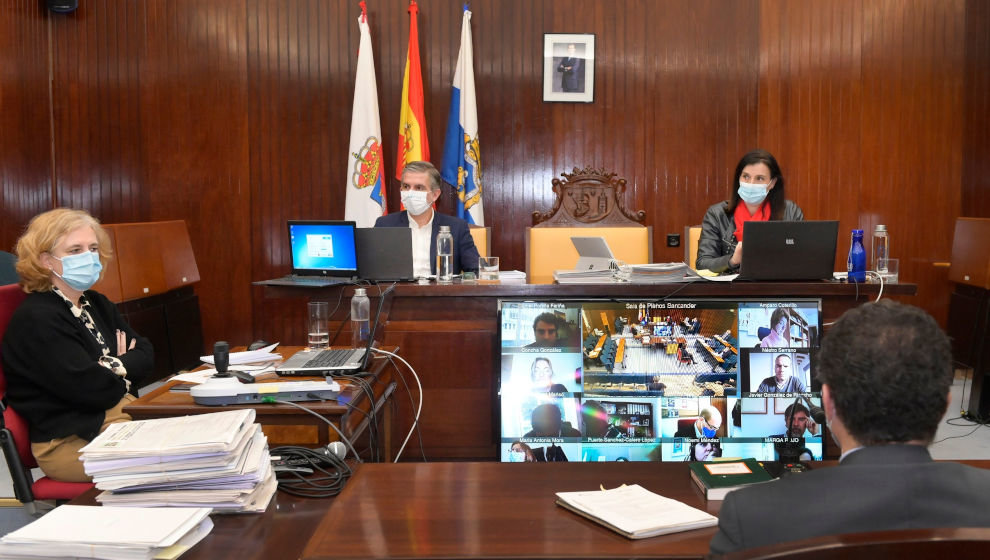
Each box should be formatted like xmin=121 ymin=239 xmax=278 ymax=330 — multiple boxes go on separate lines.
xmin=527 ymin=167 xmax=652 ymax=284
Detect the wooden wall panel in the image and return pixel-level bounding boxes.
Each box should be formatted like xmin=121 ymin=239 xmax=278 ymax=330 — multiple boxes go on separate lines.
xmin=0 ymin=1 xmax=54 ymax=251
xmin=1 ymin=0 xmax=987 ymax=351
xmin=859 ymin=0 xmax=965 ymax=323
xmin=963 ymin=0 xmax=990 ymax=218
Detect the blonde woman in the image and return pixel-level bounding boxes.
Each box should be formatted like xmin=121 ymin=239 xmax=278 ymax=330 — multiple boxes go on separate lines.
xmin=1 ymin=208 xmax=153 ymax=482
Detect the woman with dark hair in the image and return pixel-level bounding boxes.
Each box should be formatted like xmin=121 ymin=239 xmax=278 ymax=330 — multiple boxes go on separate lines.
xmin=696 ymin=150 xmax=804 ymax=273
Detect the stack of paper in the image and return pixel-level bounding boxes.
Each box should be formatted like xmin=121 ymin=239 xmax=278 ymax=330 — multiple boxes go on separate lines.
xmin=555 ymin=484 xmax=717 ymax=539
xmin=0 ymin=505 xmax=213 ymax=559
xmin=497 ymin=270 xmax=528 ymax=284
xmin=553 ymin=268 xmax=618 ymax=284
xmin=80 ymin=409 xmax=276 ymax=513
xmin=616 ymin=262 xmax=702 ymax=284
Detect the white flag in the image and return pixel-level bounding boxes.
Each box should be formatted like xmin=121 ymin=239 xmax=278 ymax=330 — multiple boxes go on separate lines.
xmin=344 ymin=11 xmax=386 ymax=228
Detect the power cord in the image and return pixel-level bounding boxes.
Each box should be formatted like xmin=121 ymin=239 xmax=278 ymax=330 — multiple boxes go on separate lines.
xmin=379 ymin=353 xmax=429 ymax=462
xmin=270 ymin=398 xmax=362 ymax=462
xmin=823 ymin=271 xmax=885 ymax=327
xmin=371 ymin=347 xmax=423 ymax=463
xmin=269 ymin=445 xmax=352 ymax=498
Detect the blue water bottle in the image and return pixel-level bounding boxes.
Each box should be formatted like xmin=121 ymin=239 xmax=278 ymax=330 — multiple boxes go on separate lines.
xmin=847 ymin=229 xmax=866 ymax=283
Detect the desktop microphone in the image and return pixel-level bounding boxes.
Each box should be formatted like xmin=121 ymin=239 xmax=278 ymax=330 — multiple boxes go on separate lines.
xmin=213 ymin=341 xmax=230 ymax=374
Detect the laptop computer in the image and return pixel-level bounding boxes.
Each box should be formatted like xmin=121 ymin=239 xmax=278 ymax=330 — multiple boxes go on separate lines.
xmin=570 ymin=236 xmax=618 ymax=271
xmin=274 ymin=345 xmax=369 ymax=376
xmin=256 ymin=221 xmax=359 ymax=287
xmin=355 ymin=227 xmax=415 ymax=282
xmin=736 ymin=220 xmax=839 ymax=281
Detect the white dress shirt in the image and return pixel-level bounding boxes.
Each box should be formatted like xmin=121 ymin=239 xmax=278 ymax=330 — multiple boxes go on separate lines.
xmin=409 ymin=210 xmax=435 ymax=278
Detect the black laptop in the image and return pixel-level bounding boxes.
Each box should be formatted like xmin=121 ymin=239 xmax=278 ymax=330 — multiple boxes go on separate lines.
xmin=255 ymin=221 xmax=359 ymax=287
xmin=355 ymin=227 xmax=415 ymax=282
xmin=736 ymin=221 xmax=839 ymax=281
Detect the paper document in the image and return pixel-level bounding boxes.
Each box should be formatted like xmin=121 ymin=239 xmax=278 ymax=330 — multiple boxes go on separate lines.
xmin=200 ymin=343 xmax=281 ymax=365
xmin=0 ymin=505 xmax=212 ymax=560
xmin=80 ymin=409 xmax=256 ymax=459
xmin=555 ymin=484 xmax=717 ymax=539
xmin=172 ymin=363 xmax=277 ymax=385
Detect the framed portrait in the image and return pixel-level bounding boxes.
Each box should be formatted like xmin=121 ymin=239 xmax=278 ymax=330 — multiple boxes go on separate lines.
xmin=543 ymin=33 xmax=595 ymax=103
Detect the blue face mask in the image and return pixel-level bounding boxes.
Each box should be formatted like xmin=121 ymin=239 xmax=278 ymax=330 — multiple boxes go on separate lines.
xmin=702 ymin=426 xmax=717 ymax=438
xmin=53 ymin=251 xmax=102 ymax=291
xmin=738 ymin=181 xmax=770 ymax=205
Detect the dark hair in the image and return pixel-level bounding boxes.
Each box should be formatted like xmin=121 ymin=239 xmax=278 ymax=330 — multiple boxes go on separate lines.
xmin=725 ymin=150 xmax=788 ymax=219
xmin=770 ymin=308 xmax=790 ymax=330
xmin=533 ymin=312 xmax=559 ymax=331
xmin=817 ymin=300 xmax=953 ymax=445
xmin=783 ymin=402 xmax=809 ymax=423
xmin=685 ymin=440 xmax=722 ymax=462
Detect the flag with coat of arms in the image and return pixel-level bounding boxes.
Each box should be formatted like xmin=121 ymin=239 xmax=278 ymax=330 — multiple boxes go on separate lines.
xmin=440 ymin=7 xmax=484 ymax=226
xmin=344 ymin=2 xmax=387 ymax=228
xmin=395 ymin=0 xmax=429 ymax=180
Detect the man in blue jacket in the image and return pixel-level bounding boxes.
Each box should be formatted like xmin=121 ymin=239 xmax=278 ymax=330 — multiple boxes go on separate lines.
xmin=375 ymin=161 xmax=479 ymax=278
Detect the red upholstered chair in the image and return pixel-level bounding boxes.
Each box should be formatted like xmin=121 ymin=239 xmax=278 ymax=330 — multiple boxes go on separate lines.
xmin=0 ymin=283 xmax=95 ymax=514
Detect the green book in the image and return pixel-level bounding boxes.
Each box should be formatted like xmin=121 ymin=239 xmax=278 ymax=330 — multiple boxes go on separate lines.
xmin=688 ymin=458 xmax=774 ymax=500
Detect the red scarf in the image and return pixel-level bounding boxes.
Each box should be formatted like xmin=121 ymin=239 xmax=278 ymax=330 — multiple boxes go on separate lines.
xmin=733 ymin=201 xmax=771 ymax=242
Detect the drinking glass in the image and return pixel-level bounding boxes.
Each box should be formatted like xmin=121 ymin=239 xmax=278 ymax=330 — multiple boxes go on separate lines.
xmin=479 ymin=256 xmax=500 ymax=283
xmin=307 ymin=301 xmax=329 ymax=349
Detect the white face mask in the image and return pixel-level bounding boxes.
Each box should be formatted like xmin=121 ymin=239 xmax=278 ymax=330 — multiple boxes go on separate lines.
xmin=401 ymin=190 xmax=432 ymax=216
xmin=508 ymin=450 xmax=526 ymax=462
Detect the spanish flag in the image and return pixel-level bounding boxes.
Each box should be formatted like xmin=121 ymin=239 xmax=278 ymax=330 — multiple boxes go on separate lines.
xmin=395 ymin=0 xmax=429 ymax=179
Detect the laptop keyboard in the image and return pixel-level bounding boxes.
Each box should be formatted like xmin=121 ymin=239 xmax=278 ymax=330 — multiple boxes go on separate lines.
xmin=302 ymin=349 xmax=357 ymax=368
xmin=291 ymin=276 xmax=347 ymax=285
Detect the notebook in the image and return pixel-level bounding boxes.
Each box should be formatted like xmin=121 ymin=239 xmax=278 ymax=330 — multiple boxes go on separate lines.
xmin=256 ymin=221 xmax=359 ymax=287
xmin=275 ymin=346 xmax=368 ymax=376
xmin=355 ymin=227 xmax=415 ymax=282
xmin=736 ymin=220 xmax=839 ymax=281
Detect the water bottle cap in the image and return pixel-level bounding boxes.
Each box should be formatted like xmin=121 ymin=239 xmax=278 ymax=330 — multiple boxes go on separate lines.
xmin=354 ymin=288 xmax=367 ymax=296
xmin=439 ymin=225 xmax=451 ymax=232
xmin=875 ymin=224 xmax=887 ymax=232
xmin=852 ymin=229 xmax=863 ymax=235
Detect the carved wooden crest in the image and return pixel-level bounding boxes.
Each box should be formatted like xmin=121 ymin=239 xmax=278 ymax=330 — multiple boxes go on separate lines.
xmin=532 ymin=167 xmax=647 ymax=227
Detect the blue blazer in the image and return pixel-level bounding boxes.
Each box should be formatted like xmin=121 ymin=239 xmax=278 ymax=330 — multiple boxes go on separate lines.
xmin=374 ymin=211 xmax=480 ymax=275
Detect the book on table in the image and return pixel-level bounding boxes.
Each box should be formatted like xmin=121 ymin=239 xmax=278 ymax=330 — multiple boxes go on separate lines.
xmin=555 ymin=484 xmax=718 ymax=539
xmin=688 ymin=458 xmax=774 ymax=500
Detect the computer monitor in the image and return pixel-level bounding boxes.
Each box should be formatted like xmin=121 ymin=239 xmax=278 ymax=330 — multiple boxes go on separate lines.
xmin=498 ymin=298 xmax=823 ymax=463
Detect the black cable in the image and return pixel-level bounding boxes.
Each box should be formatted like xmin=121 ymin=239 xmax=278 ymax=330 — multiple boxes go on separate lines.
xmin=270 ymin=445 xmax=352 ymax=498
xmin=334 ymin=373 xmax=380 ymax=462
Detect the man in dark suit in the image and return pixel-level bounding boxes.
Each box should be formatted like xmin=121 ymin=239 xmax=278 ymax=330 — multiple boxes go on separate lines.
xmin=374 ymin=161 xmax=479 ymax=277
xmin=556 ymin=43 xmax=584 ymax=93
xmin=710 ymin=300 xmax=990 ymax=555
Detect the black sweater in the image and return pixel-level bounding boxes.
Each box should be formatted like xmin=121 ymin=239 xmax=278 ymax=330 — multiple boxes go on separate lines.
xmin=1 ymin=290 xmax=153 ymax=443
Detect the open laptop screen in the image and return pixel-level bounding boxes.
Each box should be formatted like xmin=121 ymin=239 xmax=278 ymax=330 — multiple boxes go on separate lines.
xmin=287 ymin=220 xmax=358 ymax=277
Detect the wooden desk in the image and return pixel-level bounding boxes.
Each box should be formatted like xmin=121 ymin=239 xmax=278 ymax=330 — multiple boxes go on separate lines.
xmin=714 ymin=335 xmax=737 ymax=354
xmin=69 ymin=459 xmax=990 ymax=560
xmin=260 ymin=282 xmax=917 ymax=461
xmin=124 ymin=347 xmax=396 ymax=460
xmin=588 ymin=334 xmax=607 ymax=358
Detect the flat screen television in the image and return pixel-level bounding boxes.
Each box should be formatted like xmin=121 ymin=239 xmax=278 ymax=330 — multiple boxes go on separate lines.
xmin=498 ymin=298 xmax=823 ymax=463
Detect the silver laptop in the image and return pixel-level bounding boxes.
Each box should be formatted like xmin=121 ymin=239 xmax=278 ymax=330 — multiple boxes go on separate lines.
xmin=275 ymin=346 xmax=368 ymax=376
xmin=737 ymin=221 xmax=839 ymax=281
xmin=255 ymin=221 xmax=359 ymax=288
xmin=570 ymin=236 xmax=618 ymax=271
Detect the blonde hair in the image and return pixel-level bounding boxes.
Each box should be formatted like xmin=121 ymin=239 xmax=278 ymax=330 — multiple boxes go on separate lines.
xmin=14 ymin=208 xmax=112 ymax=293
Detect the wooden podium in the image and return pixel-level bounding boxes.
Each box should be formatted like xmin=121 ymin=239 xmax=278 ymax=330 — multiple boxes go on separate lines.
xmin=947 ymin=218 xmax=990 ymax=420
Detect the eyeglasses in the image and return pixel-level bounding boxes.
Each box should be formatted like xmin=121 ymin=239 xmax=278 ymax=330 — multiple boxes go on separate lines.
xmin=535 ymin=328 xmax=557 ymax=335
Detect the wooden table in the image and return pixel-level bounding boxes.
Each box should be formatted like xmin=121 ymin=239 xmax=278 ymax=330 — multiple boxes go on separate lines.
xmin=124 ymin=346 xmax=397 ymax=460
xmin=260 ymin=282 xmax=917 ymax=461
xmin=69 ymin=459 xmax=990 ymax=560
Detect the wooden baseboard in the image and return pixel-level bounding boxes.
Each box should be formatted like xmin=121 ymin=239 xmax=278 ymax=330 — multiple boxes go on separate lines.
xmin=0 ymin=498 xmax=24 ymax=507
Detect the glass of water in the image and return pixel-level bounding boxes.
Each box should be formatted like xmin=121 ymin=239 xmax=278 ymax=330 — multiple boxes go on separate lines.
xmin=307 ymin=301 xmax=330 ymax=349
xmin=479 ymin=256 xmax=500 ymax=283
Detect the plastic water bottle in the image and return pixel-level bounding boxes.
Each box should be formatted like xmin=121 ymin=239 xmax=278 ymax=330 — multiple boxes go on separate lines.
xmin=350 ymin=287 xmax=370 ymax=347
xmin=847 ymin=229 xmax=866 ymax=283
xmin=436 ymin=225 xmax=454 ymax=284
xmin=872 ymin=224 xmax=889 ymax=274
